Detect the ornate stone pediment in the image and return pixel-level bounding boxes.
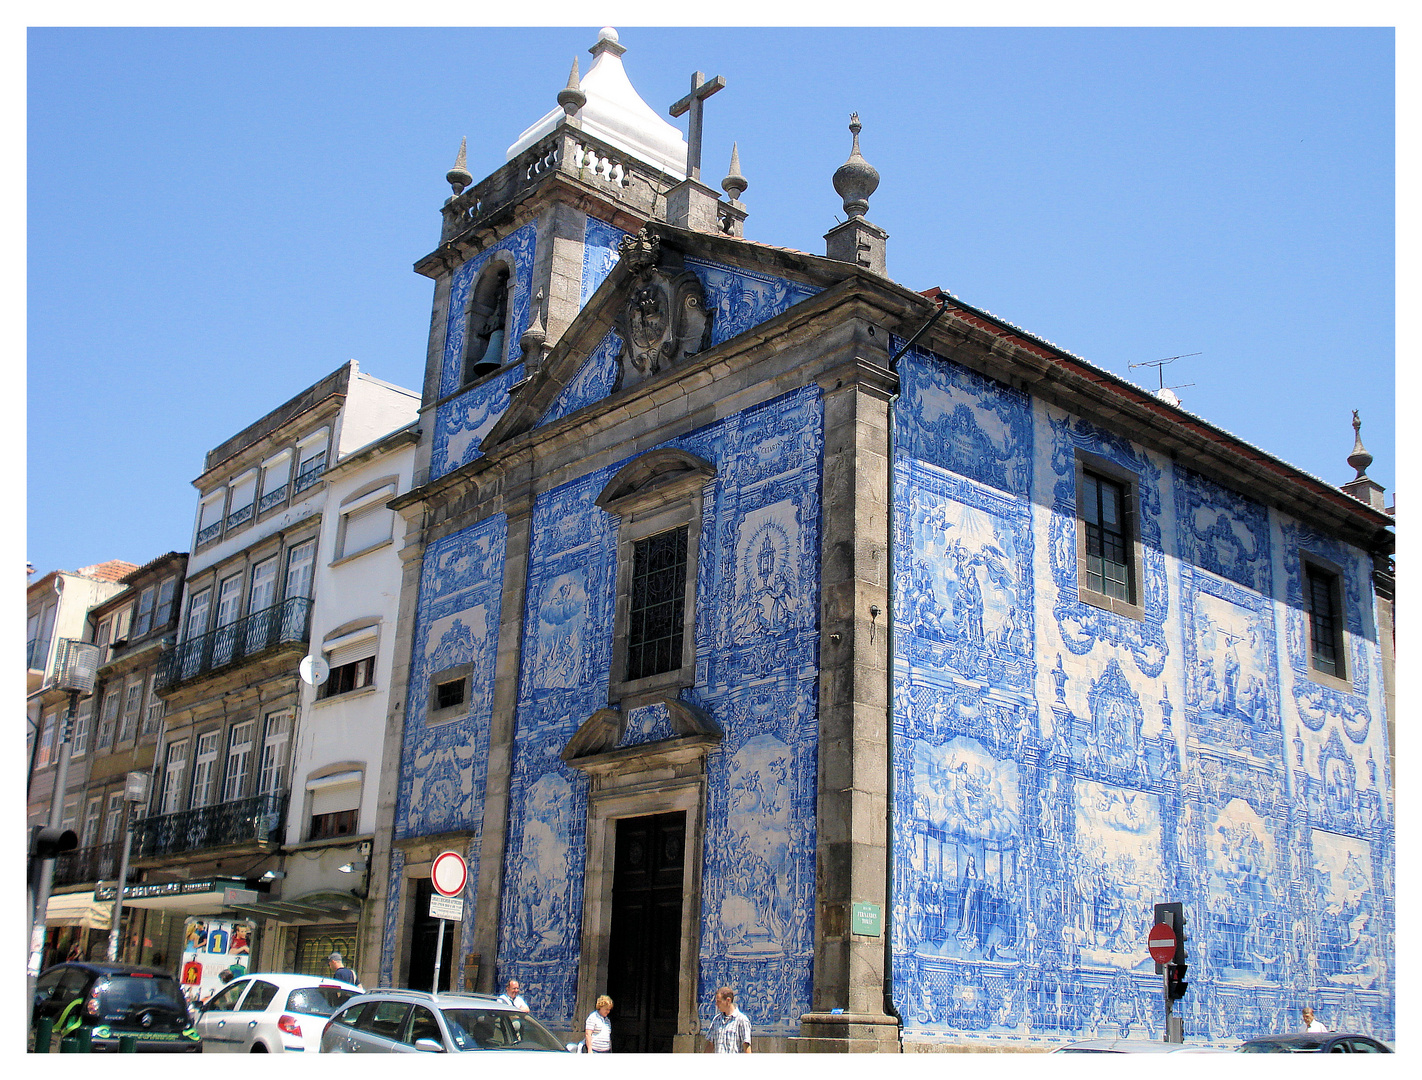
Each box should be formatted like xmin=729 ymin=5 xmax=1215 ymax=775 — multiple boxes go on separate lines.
xmin=561 ymin=696 xmax=723 ymax=766
xmin=613 ymin=228 xmax=711 ymax=391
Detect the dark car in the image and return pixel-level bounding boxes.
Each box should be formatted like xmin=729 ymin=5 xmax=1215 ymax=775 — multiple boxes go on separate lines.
xmin=31 ymin=961 xmax=202 ymax=1053
xmin=1238 ymin=1033 xmax=1393 ymax=1053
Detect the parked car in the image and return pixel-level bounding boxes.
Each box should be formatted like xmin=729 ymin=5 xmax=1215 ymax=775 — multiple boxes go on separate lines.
xmin=1052 ymin=1037 xmax=1229 ymax=1053
xmin=30 ymin=961 xmax=202 ymax=1053
xmin=1237 ymin=1033 xmax=1393 ymax=1053
xmin=320 ymin=988 xmax=570 ymax=1053
xmin=196 ymin=971 xmax=364 ymax=1052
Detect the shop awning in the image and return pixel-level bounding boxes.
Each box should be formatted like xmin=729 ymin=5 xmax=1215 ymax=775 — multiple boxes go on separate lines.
xmin=46 ymin=891 xmax=113 ymax=930
xmin=223 ymin=889 xmax=363 ymax=924
xmin=94 ymin=877 xmax=266 ymax=915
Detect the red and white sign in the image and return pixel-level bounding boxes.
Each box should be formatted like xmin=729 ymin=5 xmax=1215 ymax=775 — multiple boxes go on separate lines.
xmin=1148 ymin=922 xmax=1177 ymax=965
xmin=431 ymin=850 xmax=468 ymax=897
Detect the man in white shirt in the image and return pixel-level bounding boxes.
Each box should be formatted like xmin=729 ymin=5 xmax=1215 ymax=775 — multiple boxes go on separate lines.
xmin=1301 ymin=1006 xmax=1328 ymax=1032
xmin=497 ymin=978 xmax=530 ymax=1012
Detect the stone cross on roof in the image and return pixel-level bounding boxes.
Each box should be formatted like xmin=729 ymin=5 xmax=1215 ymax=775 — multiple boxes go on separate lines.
xmin=669 ymin=70 xmax=725 ymax=181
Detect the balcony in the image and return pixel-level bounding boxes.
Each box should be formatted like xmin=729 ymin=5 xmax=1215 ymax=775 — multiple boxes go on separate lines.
xmin=134 ymin=791 xmax=288 ymax=859
xmin=52 ymin=840 xmax=139 ymax=888
xmin=155 ymin=596 xmax=312 ymax=690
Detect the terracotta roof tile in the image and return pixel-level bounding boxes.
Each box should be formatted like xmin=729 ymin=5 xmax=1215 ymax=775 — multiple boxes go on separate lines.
xmin=77 ymin=560 xmax=140 ymax=583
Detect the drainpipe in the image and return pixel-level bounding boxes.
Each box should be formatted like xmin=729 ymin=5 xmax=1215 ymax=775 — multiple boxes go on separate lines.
xmin=880 ymin=294 xmax=951 ymax=1037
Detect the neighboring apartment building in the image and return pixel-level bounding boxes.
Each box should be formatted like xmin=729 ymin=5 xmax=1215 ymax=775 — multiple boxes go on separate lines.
xmin=130 ymin=361 xmax=419 ymax=972
xmin=42 ymin=552 xmax=189 ymax=966
xmin=26 ymin=559 xmax=137 ymax=961
xmin=227 ymin=419 xmax=419 ymax=980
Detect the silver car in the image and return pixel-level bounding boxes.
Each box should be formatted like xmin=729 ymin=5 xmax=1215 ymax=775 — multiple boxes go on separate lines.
xmin=320 ymin=989 xmax=569 ymax=1053
xmin=196 ymin=972 xmax=362 ymax=1052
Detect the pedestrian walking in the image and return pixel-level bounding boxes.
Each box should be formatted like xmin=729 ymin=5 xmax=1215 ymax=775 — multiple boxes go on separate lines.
xmin=584 ymin=995 xmax=613 ymax=1053
xmin=704 ymin=986 xmax=752 ymax=1053
xmin=328 ymin=951 xmax=358 ymax=985
xmin=1301 ymin=1006 xmax=1328 ymax=1032
xmin=497 ymin=978 xmax=530 ymax=1011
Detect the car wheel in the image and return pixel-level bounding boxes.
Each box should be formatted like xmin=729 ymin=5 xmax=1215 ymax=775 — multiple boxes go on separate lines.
xmin=251 ymin=1044 xmax=268 ymax=1052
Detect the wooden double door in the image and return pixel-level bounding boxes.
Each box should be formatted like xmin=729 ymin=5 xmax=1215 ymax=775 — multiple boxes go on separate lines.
xmin=606 ymin=811 xmax=685 ymax=1053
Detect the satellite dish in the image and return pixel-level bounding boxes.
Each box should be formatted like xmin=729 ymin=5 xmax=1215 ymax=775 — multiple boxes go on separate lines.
xmin=299 ymin=655 xmax=330 ymax=687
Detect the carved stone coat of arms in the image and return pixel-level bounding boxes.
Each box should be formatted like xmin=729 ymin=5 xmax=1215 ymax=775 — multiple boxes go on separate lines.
xmin=613 ymin=229 xmax=712 ymax=390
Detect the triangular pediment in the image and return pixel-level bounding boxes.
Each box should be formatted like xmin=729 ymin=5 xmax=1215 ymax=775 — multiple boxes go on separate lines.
xmin=479 ymin=223 xmax=854 ymax=453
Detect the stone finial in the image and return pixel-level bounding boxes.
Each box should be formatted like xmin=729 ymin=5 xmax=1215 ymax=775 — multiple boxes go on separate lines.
xmin=446 ymin=137 xmax=473 ymax=196
xmin=832 ymin=112 xmax=880 ymax=219
xmin=520 ymin=288 xmax=548 ymax=360
xmin=557 ymin=57 xmax=587 ymax=118
xmin=721 ymin=142 xmax=747 ymax=204
xmin=589 ymin=25 xmax=626 ymax=58
xmin=1348 ymin=409 xmax=1374 ymax=479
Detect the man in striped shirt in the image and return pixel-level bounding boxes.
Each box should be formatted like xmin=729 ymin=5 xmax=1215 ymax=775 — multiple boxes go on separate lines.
xmin=704 ymin=987 xmax=752 ymax=1053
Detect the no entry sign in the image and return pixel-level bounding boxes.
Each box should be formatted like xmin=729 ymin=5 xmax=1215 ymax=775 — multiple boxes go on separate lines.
xmin=431 ymin=850 xmax=468 ymax=897
xmin=1148 ymin=922 xmax=1177 ymax=965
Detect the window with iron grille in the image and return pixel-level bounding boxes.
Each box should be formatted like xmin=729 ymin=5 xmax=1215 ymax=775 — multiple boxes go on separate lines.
xmin=1306 ymin=561 xmax=1347 ymax=682
xmin=625 ymin=527 xmax=689 ymax=682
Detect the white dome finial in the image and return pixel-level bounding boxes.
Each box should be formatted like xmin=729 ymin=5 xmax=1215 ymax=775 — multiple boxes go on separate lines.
xmin=598 ymin=26 xmax=618 ymax=43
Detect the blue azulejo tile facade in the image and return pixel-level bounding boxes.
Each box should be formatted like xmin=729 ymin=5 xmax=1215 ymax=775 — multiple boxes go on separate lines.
xmin=491 ymin=386 xmax=824 ymax=1034
xmin=384 ymin=514 xmax=508 ymax=981
xmin=888 ymin=341 xmax=1393 ymax=1046
xmin=429 ymin=221 xmax=538 ymax=480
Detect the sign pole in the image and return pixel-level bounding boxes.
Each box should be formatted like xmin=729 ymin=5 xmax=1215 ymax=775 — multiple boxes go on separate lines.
xmin=431 ymin=916 xmax=446 ymax=994
xmin=428 ymin=850 xmax=467 ymax=995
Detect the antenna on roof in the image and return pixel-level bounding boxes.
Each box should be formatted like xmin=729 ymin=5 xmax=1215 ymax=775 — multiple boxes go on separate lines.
xmin=1129 ymin=352 xmax=1199 ymax=406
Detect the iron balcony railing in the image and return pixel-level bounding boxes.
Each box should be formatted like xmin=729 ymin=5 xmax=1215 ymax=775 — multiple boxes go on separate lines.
xmin=196 ymin=521 xmax=222 ymax=546
xmin=257 ymin=484 xmax=287 ymax=514
xmin=134 ymin=790 xmax=288 ymax=859
xmin=292 ymin=462 xmax=325 ymax=495
xmin=155 ymin=596 xmax=312 ymax=689
xmin=226 ymin=502 xmax=255 ymax=530
xmin=52 ymin=840 xmax=136 ymax=888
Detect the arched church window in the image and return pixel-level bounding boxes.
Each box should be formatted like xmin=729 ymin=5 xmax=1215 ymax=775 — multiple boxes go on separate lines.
xmin=462 ymin=263 xmax=511 ymax=385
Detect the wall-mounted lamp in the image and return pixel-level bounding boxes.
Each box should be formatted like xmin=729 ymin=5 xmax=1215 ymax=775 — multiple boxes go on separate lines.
xmin=338 ymin=860 xmax=368 ymax=875
xmin=869 ymin=604 xmax=881 ymax=643
xmin=259 ymin=870 xmax=286 ymax=882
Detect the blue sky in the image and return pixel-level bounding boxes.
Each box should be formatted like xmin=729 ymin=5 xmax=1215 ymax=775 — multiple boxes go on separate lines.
xmin=25 ymin=24 xmax=1394 ymax=577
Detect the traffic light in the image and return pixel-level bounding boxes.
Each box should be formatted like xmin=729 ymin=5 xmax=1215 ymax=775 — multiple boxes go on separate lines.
xmin=30 ymin=826 xmax=78 ymax=859
xmin=1174 ymin=906 xmax=1189 ymax=967
xmin=1167 ymin=964 xmax=1189 ymax=1000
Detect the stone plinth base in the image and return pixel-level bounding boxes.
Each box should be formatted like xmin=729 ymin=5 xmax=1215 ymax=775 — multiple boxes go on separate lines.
xmin=785 ymin=1011 xmax=901 ymax=1053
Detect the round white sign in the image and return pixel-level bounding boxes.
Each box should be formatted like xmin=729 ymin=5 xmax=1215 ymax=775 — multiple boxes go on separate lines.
xmin=431 ymin=850 xmax=468 ymax=897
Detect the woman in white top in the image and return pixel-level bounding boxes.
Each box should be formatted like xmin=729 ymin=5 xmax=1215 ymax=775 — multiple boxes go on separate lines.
xmin=584 ymin=995 xmax=613 ymax=1052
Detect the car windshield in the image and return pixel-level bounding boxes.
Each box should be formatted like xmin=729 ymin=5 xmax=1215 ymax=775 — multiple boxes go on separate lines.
xmin=286 ymin=986 xmax=360 ymax=1017
xmin=96 ymin=975 xmax=187 ymax=1013
xmin=440 ymin=1008 xmax=565 ymax=1052
xmin=1239 ymin=1039 xmax=1326 ymax=1053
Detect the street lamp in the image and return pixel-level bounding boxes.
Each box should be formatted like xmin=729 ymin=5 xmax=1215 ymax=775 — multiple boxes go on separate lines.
xmin=27 ymin=638 xmax=101 ymax=1026
xmin=106 ymin=770 xmax=151 ymax=962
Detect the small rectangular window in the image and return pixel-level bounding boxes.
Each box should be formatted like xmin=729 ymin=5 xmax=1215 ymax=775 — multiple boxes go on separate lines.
xmin=1306 ymin=562 xmax=1347 ymax=681
xmin=626 ymin=527 xmax=689 ymax=681
xmin=435 ymin=678 xmax=465 ymax=711
xmin=96 ymin=690 xmax=120 ymax=751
